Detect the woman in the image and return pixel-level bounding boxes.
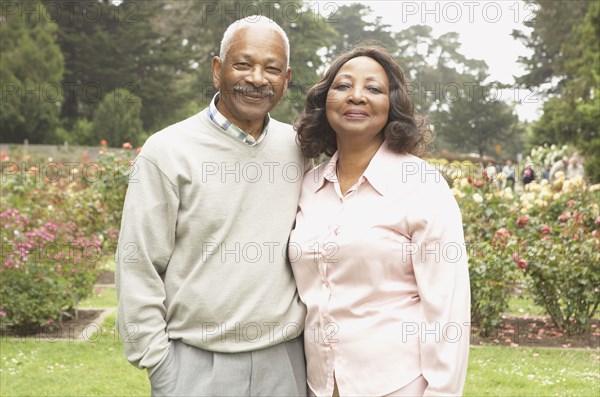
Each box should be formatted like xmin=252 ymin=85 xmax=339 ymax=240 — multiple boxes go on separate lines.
xmin=290 ymin=46 xmax=471 ymax=396
xmin=522 ymin=164 xmax=535 ymax=185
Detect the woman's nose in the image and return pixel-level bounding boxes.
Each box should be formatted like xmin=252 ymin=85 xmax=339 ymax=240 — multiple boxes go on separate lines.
xmin=347 ymin=87 xmax=366 ymax=104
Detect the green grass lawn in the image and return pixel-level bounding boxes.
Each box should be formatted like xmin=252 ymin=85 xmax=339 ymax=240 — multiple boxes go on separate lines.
xmin=3 ymin=275 xmax=597 ymax=396
xmin=0 ymin=313 xmax=149 ymax=396
xmin=78 ymin=256 xmax=117 ymax=309
xmin=97 ymin=256 xmax=115 ymax=273
xmin=1 ymin=313 xmax=598 ymax=396
xmin=78 ymin=286 xmax=117 ymax=309
xmin=505 ymin=294 xmax=547 ymax=317
xmin=465 ymin=346 xmax=599 ymax=396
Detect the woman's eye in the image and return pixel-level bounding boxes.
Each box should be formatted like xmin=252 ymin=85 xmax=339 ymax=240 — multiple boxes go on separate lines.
xmin=367 ymin=86 xmax=383 ymax=93
xmin=333 ymin=83 xmax=350 ymax=90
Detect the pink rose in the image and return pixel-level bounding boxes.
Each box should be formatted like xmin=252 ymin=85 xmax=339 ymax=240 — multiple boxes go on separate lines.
xmin=512 ymin=251 xmax=527 ymax=269
xmin=540 ymin=225 xmax=551 ymax=234
xmin=558 ymin=212 xmax=571 ymax=222
xmin=516 ymin=216 xmax=530 ymax=227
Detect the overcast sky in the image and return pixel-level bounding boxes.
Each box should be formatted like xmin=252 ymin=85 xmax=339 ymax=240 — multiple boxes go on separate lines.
xmin=314 ymin=0 xmax=542 ymax=121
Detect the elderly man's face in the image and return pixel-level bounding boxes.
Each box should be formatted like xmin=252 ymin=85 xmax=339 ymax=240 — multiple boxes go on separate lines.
xmin=212 ymin=26 xmax=290 ymax=135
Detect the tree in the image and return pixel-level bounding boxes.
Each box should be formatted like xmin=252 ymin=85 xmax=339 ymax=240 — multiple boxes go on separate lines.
xmin=394 ymin=25 xmax=489 ymax=116
xmin=391 ymin=24 xmax=523 ymax=158
xmin=90 ymin=88 xmax=144 ymax=147
xmin=0 ymin=0 xmax=64 ymax=143
xmin=433 ymin=81 xmax=523 ymax=160
xmin=326 ymin=3 xmax=397 ymax=54
xmin=513 ymin=0 xmax=591 ymax=94
xmin=516 ymin=1 xmax=600 ymax=182
xmin=44 ymin=0 xmax=191 ymax=134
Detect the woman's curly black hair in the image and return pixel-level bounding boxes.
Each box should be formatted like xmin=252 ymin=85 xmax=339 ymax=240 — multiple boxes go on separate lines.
xmin=295 ymin=45 xmax=433 ymax=158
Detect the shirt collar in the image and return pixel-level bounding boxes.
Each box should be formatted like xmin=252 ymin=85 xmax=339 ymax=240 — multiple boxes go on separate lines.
xmin=314 ymin=142 xmax=393 ymax=196
xmin=208 ymin=93 xmax=270 ymax=146
xmin=362 ymin=141 xmax=395 ymax=196
xmin=315 ymin=151 xmax=339 ymax=192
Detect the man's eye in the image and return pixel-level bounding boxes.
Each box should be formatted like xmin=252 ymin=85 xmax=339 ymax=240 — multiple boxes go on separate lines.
xmin=266 ymin=67 xmax=282 ymax=74
xmin=234 ymin=63 xmax=251 ymax=69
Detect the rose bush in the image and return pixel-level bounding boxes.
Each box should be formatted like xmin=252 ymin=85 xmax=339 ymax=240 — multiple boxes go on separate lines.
xmin=0 ymin=143 xmax=135 ymax=332
xmin=0 ymin=209 xmax=101 ymax=330
xmin=452 ymin=175 xmax=520 ymax=336
xmin=510 ymin=177 xmax=599 ymax=335
xmin=450 ymin=145 xmax=600 ymax=336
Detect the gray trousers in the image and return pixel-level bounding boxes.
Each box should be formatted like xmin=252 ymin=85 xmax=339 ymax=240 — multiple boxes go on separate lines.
xmin=149 ymin=337 xmax=307 ymax=397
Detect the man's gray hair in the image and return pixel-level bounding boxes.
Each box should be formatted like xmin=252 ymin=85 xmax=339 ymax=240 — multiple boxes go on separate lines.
xmin=219 ymin=15 xmax=290 ymax=65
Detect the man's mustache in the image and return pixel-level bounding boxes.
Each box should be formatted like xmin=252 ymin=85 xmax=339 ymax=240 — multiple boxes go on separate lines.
xmin=233 ymin=85 xmax=275 ymax=97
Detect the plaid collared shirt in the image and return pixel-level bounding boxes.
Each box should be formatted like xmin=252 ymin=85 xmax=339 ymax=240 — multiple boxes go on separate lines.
xmin=208 ymin=93 xmax=269 ymax=146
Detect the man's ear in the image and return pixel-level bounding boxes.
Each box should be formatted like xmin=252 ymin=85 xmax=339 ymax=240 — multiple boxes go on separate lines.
xmin=282 ymin=66 xmax=292 ymax=96
xmin=212 ymin=56 xmax=221 ymax=89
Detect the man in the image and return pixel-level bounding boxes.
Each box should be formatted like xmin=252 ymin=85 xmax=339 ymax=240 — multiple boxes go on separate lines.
xmin=116 ymin=16 xmax=308 ymax=396
xmin=549 ymin=155 xmax=569 ymax=181
xmin=501 ymin=160 xmax=515 ymax=189
xmin=566 ymin=155 xmax=585 ymax=179
xmin=484 ymin=161 xmax=498 ymax=188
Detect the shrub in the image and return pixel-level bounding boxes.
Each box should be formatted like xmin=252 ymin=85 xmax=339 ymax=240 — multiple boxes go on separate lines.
xmin=55 ymin=118 xmax=95 ymax=146
xmin=511 ymin=178 xmax=600 ymax=334
xmin=454 ymin=176 xmax=519 ymax=336
xmin=0 ymin=209 xmax=101 ymax=332
xmin=0 ymin=146 xmax=134 ymax=331
xmin=448 ymin=144 xmax=600 ymax=336
xmin=85 ymin=147 xmax=135 ymax=233
xmin=91 ymin=88 xmax=145 ymax=147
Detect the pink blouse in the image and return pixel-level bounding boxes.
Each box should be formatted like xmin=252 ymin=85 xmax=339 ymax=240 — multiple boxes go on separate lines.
xmin=289 ymin=142 xmax=471 ymax=396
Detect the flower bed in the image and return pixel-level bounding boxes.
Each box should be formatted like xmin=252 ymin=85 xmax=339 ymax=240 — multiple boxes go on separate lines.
xmin=446 ymin=147 xmax=600 ymax=336
xmin=1 ymin=144 xmax=598 ymax=337
xmin=1 ymin=143 xmax=135 ymax=332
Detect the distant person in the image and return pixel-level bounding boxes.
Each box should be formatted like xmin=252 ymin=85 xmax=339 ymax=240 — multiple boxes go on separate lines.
xmin=549 ymin=155 xmax=569 ymax=181
xmin=566 ymin=156 xmax=585 ymax=179
xmin=116 ymin=16 xmax=308 ymax=396
xmin=522 ymin=164 xmax=535 ymax=185
xmin=484 ymin=162 xmax=497 ymax=185
xmin=502 ymin=160 xmax=516 ymax=189
xmin=541 ymin=162 xmax=551 ymax=180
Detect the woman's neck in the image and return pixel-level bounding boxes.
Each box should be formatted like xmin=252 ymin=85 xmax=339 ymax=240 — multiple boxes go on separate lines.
xmin=336 ymin=136 xmax=384 ymax=194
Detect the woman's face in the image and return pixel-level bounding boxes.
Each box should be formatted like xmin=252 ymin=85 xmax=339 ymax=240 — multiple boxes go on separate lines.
xmin=325 ymin=56 xmax=390 ymax=143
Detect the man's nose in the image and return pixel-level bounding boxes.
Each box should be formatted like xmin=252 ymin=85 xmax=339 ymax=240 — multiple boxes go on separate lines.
xmin=245 ymin=66 xmax=268 ymax=87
